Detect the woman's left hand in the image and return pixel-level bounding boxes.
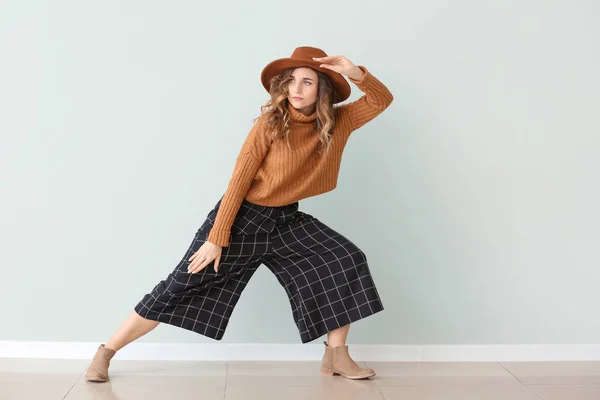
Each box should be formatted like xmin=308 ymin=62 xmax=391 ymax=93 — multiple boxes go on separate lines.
xmin=312 ymin=55 xmax=361 ymax=78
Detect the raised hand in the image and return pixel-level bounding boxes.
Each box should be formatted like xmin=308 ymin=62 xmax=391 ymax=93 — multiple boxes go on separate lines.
xmin=312 ymin=55 xmax=362 ymax=79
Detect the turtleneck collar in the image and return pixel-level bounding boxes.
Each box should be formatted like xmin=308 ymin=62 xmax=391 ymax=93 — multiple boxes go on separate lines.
xmin=286 ymin=101 xmax=317 ymax=124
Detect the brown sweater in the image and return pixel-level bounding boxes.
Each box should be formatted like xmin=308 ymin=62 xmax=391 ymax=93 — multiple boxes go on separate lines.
xmin=207 ymin=65 xmax=394 ymax=247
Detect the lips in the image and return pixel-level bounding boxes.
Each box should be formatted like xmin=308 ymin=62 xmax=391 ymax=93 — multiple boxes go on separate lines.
xmin=292 ymin=97 xmax=303 ymax=100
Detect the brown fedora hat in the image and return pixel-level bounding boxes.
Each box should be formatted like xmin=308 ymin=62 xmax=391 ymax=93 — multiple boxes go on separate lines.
xmin=261 ymin=46 xmax=351 ymax=103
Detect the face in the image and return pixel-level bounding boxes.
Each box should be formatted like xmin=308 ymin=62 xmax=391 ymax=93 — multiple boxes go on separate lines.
xmin=287 ymin=67 xmax=318 ymax=115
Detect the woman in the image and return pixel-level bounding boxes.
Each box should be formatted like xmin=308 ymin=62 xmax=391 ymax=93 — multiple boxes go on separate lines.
xmin=86 ymin=46 xmax=394 ymax=382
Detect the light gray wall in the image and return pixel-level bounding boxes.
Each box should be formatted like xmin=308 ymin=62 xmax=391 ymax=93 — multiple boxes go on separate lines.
xmin=1 ymin=0 xmax=598 ymax=345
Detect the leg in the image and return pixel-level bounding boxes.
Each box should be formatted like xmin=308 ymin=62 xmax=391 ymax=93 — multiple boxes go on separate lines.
xmin=105 ymin=310 xmax=160 ymax=352
xmin=86 ymin=310 xmax=159 ymax=382
xmin=324 ymin=322 xmax=373 ymax=379
xmin=265 ymin=211 xmax=384 ymax=343
xmin=88 ymin=229 xmax=268 ymax=383
xmin=327 ymin=323 xmax=350 ymax=348
xmin=88 ymin=197 xmax=277 ymax=382
xmin=265 ymin=210 xmax=381 ymax=379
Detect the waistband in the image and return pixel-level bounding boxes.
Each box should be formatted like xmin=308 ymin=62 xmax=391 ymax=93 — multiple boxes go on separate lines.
xmin=241 ymin=197 xmax=299 ymax=211
xmin=215 ymin=194 xmax=299 ymax=212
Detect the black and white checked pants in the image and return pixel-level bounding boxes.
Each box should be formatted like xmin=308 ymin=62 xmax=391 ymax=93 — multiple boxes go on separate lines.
xmin=134 ymin=196 xmax=385 ymax=343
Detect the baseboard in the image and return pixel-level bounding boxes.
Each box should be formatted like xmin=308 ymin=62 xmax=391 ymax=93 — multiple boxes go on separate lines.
xmin=1 ymin=341 xmax=599 ymax=361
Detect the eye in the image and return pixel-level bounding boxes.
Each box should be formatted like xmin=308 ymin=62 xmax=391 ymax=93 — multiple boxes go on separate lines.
xmin=304 ymin=81 xmax=312 ymax=85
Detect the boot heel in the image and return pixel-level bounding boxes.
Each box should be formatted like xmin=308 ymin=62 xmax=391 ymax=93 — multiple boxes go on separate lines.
xmin=321 ymin=369 xmax=334 ymax=376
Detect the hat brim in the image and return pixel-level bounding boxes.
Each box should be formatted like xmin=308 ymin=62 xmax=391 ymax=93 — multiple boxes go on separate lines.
xmin=261 ymin=58 xmax=351 ymax=103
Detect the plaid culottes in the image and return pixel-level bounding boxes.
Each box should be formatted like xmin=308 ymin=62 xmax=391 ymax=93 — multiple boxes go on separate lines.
xmin=134 ymin=196 xmax=385 ymax=343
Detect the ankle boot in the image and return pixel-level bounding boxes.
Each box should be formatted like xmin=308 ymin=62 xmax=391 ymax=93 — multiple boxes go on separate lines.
xmin=85 ymin=344 xmax=116 ymax=382
xmin=321 ymin=341 xmax=375 ymax=379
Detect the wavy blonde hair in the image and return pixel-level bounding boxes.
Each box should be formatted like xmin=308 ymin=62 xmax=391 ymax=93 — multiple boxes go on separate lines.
xmin=254 ymin=67 xmax=340 ymax=154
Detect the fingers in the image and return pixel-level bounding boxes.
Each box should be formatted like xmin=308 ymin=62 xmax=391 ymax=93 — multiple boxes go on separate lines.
xmin=187 ymin=251 xmax=219 ymax=274
xmin=313 ymin=55 xmax=340 ymax=61
xmin=186 ymin=242 xmax=223 ymax=274
xmin=313 ymin=55 xmax=347 ymax=72
xmin=187 ymin=257 xmax=203 ymax=273
xmin=188 ymin=257 xmax=211 ymax=274
xmin=188 ymin=246 xmax=205 ymax=262
xmin=187 ymin=251 xmax=209 ymax=273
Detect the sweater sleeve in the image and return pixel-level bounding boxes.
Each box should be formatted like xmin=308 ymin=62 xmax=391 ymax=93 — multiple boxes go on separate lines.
xmin=206 ymin=117 xmax=271 ymax=247
xmin=337 ymin=65 xmax=394 ymax=132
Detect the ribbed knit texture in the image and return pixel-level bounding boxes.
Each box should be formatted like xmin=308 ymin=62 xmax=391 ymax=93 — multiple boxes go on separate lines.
xmin=207 ymin=65 xmax=393 ymax=246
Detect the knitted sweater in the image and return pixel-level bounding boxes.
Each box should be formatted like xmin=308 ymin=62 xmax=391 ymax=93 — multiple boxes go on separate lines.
xmin=207 ymin=65 xmax=394 ymax=247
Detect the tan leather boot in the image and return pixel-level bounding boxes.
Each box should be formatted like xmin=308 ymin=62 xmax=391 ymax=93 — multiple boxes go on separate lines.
xmin=321 ymin=341 xmax=375 ymax=379
xmin=85 ymin=344 xmax=116 ymax=382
